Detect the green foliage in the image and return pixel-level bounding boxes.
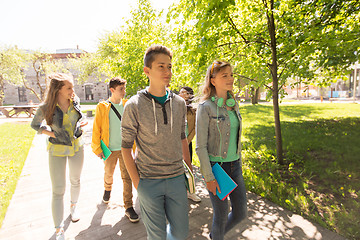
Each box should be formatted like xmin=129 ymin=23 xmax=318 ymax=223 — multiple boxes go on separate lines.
xmin=171 ymin=0 xmax=360 ymax=94
xmin=0 ymin=46 xmax=70 ymax=103
xmin=170 ymin=0 xmax=360 ymax=164
xmin=240 ymin=103 xmax=360 ymax=239
xmin=0 ymin=123 xmax=34 ymax=227
xmin=96 ymin=0 xmax=172 ymax=96
xmin=68 ymin=52 xmax=107 ymax=84
xmin=0 ymin=46 xmax=28 ymax=105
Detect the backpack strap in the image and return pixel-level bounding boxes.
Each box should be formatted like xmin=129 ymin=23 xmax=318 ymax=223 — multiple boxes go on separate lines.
xmin=107 ymin=100 xmax=122 ymax=121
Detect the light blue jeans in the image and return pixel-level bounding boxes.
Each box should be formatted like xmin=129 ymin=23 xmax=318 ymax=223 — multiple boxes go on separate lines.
xmin=137 ymin=174 xmax=189 ymax=240
xmin=49 ymin=146 xmax=84 ymax=228
xmin=209 ymin=160 xmax=247 ymax=240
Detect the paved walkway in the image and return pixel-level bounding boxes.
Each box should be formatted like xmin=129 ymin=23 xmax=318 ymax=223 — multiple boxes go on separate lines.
xmin=0 ymin=116 xmax=347 ymax=240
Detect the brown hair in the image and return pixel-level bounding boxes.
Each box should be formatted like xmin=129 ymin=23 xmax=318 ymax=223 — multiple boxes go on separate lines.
xmin=143 ymin=45 xmax=172 ymax=68
xmin=201 ymin=60 xmax=233 ymax=101
xmin=109 ymin=77 xmax=126 ymax=89
xmin=43 ymin=73 xmax=74 ymax=125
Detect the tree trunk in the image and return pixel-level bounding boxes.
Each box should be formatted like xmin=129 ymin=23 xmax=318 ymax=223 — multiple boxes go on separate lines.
xmin=272 ymin=83 xmax=283 ymax=165
xmin=0 ymin=77 xmax=4 ymax=106
xmin=255 ymin=87 xmax=260 ymax=103
xmin=22 ymin=77 xmax=42 ymax=102
xmin=267 ymin=0 xmax=284 ymax=164
xmin=251 ymin=87 xmax=260 ymax=104
xmin=353 ymin=68 xmax=357 ymax=101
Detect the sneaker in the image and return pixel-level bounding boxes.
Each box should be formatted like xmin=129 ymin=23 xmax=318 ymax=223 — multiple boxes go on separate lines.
xmin=70 ymin=204 xmax=80 ymax=222
xmin=103 ymin=190 xmax=111 ymax=203
xmin=187 ymin=192 xmax=201 ymax=202
xmin=125 ymin=207 xmax=140 ymax=223
xmin=55 ymin=228 xmax=65 ymax=240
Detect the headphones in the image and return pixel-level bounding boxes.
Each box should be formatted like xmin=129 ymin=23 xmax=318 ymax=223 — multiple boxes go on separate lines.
xmin=211 ymin=93 xmax=236 ymax=108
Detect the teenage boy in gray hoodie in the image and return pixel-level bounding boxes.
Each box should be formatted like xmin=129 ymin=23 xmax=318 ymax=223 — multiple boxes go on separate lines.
xmin=121 ymin=45 xmax=193 ymax=240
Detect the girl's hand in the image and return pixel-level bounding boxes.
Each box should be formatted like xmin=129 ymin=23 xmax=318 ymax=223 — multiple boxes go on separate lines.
xmin=206 ymin=179 xmax=221 ymax=195
xmin=80 ymin=120 xmax=88 ymax=127
xmin=50 ymin=132 xmax=56 ymax=138
xmin=41 ymin=129 xmax=56 ymax=138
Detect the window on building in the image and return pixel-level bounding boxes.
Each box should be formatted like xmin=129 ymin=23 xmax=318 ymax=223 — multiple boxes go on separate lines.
xmin=18 ymin=86 xmax=27 ymax=102
xmin=85 ymin=84 xmax=94 ymax=100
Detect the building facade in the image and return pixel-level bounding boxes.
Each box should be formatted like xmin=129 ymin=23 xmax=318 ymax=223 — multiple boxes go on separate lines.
xmin=3 ymin=49 xmax=110 ymax=105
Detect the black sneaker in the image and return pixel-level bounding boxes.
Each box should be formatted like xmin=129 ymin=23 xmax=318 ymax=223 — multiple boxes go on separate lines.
xmin=125 ymin=207 xmax=140 ymax=223
xmin=103 ymin=190 xmax=111 ymax=203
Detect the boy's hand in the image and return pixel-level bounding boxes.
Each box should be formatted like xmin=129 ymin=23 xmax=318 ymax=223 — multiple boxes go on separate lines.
xmin=206 ymin=179 xmax=221 ymax=196
xmin=97 ymin=152 xmax=105 ymax=159
xmin=133 ymin=178 xmax=140 ymax=189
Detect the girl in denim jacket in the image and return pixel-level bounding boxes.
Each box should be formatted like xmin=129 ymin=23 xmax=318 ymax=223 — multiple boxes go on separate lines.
xmin=195 ymin=61 xmax=247 ymax=240
xmin=31 ymin=73 xmax=86 ymax=240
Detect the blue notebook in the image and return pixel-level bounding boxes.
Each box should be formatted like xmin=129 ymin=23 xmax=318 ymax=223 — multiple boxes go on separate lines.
xmin=212 ymin=163 xmax=238 ymax=201
xmin=100 ymin=140 xmax=112 ymax=161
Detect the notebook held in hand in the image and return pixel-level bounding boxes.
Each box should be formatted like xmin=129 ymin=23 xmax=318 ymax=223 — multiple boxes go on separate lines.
xmin=212 ymin=163 xmax=238 ymax=200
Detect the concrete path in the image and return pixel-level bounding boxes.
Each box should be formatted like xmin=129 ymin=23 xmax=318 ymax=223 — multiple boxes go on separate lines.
xmin=0 ymin=116 xmax=347 ymax=240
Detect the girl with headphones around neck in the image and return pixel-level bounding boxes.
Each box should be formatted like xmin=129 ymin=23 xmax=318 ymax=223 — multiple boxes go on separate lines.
xmin=195 ymin=61 xmax=247 ymax=240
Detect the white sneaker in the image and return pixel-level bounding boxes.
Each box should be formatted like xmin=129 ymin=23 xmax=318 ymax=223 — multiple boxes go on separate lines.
xmin=55 ymin=228 xmax=65 ymax=240
xmin=187 ymin=192 xmax=201 ymax=202
xmin=70 ymin=204 xmax=80 ymax=222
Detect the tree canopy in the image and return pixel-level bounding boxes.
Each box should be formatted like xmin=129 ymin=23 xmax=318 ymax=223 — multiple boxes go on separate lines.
xmin=0 ymin=46 xmax=28 ymax=105
xmin=96 ymin=0 xmax=171 ymax=96
xmin=169 ymin=0 xmax=360 ymax=163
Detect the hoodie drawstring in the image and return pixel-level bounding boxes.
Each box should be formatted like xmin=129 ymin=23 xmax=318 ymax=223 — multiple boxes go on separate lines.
xmin=151 ymin=95 xmax=173 ymax=135
xmin=152 ymin=98 xmax=158 ymax=135
xmin=170 ymin=97 xmax=173 ymax=133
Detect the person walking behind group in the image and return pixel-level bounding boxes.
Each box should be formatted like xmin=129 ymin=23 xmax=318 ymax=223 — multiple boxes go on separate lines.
xmin=196 ymin=61 xmax=247 ymax=240
xmin=91 ymin=77 xmax=139 ymax=223
xmin=31 ymin=73 xmax=87 ymax=240
xmin=121 ymin=45 xmax=193 ymax=240
xmin=178 ymin=86 xmax=201 ymax=202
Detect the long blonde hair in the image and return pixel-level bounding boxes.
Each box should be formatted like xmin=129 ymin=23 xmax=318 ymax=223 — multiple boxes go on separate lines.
xmin=43 ymin=73 xmax=74 ymax=125
xmin=201 ymin=60 xmax=233 ymax=102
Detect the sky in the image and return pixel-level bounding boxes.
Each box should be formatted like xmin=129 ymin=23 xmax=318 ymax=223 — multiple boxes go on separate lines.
xmin=0 ymin=0 xmax=174 ymax=53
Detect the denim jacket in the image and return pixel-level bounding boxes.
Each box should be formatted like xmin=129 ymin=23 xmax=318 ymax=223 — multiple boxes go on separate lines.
xmin=31 ymin=101 xmax=84 ymax=146
xmin=195 ymin=98 xmax=242 ymax=182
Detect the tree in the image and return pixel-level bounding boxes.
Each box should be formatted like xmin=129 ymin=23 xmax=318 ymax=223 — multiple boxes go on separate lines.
xmin=0 ymin=46 xmax=28 ymax=105
xmin=96 ymin=0 xmax=171 ymax=96
xmin=23 ymin=51 xmax=68 ymax=102
xmin=170 ymin=0 xmax=360 ymax=164
xmin=68 ymin=52 xmax=106 ymax=84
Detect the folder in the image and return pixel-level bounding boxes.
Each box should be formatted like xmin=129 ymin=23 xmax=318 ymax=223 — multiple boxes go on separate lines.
xmin=183 ymin=160 xmax=195 ymax=194
xmin=100 ymin=140 xmax=112 ymax=161
xmin=212 ymin=163 xmax=238 ymax=201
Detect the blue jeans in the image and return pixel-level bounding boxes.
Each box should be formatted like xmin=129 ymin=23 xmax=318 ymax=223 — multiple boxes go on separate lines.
xmin=137 ymin=175 xmax=189 ymax=240
xmin=209 ymin=160 xmax=247 ymax=240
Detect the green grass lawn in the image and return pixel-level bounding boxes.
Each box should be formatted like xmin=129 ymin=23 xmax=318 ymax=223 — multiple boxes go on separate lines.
xmin=239 ymin=103 xmax=360 ymax=239
xmin=0 ymin=123 xmax=34 ymax=228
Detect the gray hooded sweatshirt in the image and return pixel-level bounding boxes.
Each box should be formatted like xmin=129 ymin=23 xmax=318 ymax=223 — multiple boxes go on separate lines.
xmin=121 ymin=88 xmax=187 ymax=179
